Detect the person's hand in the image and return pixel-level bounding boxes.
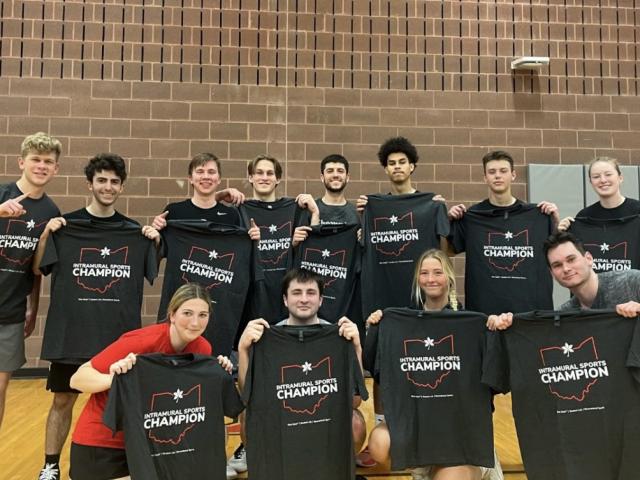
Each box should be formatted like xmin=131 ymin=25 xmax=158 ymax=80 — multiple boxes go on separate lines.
xmin=0 ymin=192 xmax=29 ymax=218
xmin=24 ymin=310 xmax=36 ymax=338
xmin=338 ymin=316 xmax=360 ymax=349
xmin=248 ymin=218 xmax=260 ymax=241
xmin=557 ymin=216 xmax=574 ymax=232
xmin=216 ymin=188 xmax=245 ymax=206
xmin=141 ymin=225 xmax=160 ymax=241
xmin=296 ymin=194 xmax=319 ymax=215
xmin=217 ymin=355 xmax=234 ymax=374
xmin=433 ymin=194 xmax=446 ymax=203
xmin=538 ymin=201 xmax=560 ymax=225
xmin=356 ymin=228 xmax=362 ymax=242
xmin=616 ymin=301 xmax=640 ymax=318
xmin=366 ymin=310 xmax=383 ymax=326
xmin=292 ymin=226 xmax=311 ymax=247
xmin=45 ymin=217 xmax=66 ymax=234
xmin=356 ymin=195 xmax=368 ymax=214
xmin=486 ymin=312 xmax=514 ymax=331
xmin=448 ymin=204 xmax=466 ymax=220
xmin=239 ymin=318 xmax=270 ymax=352
xmin=109 ymin=353 xmax=137 ymax=375
xmin=152 ymin=211 xmax=169 ymax=230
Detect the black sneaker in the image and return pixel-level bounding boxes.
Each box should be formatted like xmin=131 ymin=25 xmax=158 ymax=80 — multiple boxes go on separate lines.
xmin=38 ymin=463 xmax=60 ymax=480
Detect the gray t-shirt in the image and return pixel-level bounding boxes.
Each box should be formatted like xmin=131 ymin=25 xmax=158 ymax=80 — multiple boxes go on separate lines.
xmin=316 ymin=198 xmax=359 ymax=226
xmin=275 ymin=318 xmax=331 ymax=326
xmin=560 ymin=270 xmax=640 ymax=310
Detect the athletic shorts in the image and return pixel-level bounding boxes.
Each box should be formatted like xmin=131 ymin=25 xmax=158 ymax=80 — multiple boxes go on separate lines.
xmin=0 ymin=322 xmax=26 ymax=372
xmin=70 ymin=443 xmax=129 ymax=480
xmin=46 ymin=362 xmax=82 ymax=393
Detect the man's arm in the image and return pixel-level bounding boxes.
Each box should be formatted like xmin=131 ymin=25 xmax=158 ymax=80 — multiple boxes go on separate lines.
xmin=24 ymin=274 xmax=42 ymax=338
xmin=32 ymin=217 xmax=66 ymax=274
xmin=296 ymin=194 xmax=320 ymax=225
xmin=237 ymin=318 xmax=270 ymax=391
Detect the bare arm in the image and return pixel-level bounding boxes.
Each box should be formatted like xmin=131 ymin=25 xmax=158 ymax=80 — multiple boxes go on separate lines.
xmin=70 ymin=353 xmax=137 ymax=393
xmin=24 ymin=275 xmax=42 ymax=338
xmin=32 ymin=217 xmax=66 ymax=274
xmin=237 ymin=319 xmax=270 ymax=392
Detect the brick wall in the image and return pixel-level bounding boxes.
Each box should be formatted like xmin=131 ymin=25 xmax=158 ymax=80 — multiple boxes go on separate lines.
xmin=0 ymin=0 xmax=638 ymax=367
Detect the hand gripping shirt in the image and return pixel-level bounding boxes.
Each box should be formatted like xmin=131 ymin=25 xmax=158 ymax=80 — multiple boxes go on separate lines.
xmin=158 ymin=220 xmax=258 ymax=356
xmin=483 ymin=310 xmax=640 ymax=480
xmin=0 ymin=182 xmax=59 ymax=324
xmin=40 ymin=219 xmax=158 ymax=361
xmin=363 ymin=308 xmax=496 ymax=470
xmin=239 ymin=198 xmax=311 ymax=323
xmin=292 ymin=224 xmax=362 ymax=324
xmin=568 ymin=215 xmax=640 ymax=273
xmin=449 ymin=201 xmax=553 ymax=315
xmin=243 ymin=324 xmax=368 ymax=480
xmin=361 ymin=193 xmax=449 ymax=315
xmin=103 ymin=353 xmax=244 ymax=480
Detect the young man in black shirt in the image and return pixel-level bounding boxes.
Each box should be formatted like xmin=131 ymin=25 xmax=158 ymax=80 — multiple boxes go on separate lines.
xmin=317 ymin=154 xmax=359 ymax=226
xmin=33 ymin=153 xmax=160 ymax=480
xmin=0 ymin=132 xmax=61 ymax=431
xmin=235 ymin=269 xmax=367 ymax=479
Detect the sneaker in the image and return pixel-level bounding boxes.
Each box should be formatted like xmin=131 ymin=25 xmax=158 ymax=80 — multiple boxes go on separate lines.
xmin=410 ymin=467 xmax=430 ymax=480
xmin=226 ymin=464 xmax=239 ymax=479
xmin=355 ymin=447 xmax=376 ymax=467
xmin=38 ymin=463 xmax=60 ymax=480
xmin=228 ymin=443 xmax=247 ymax=473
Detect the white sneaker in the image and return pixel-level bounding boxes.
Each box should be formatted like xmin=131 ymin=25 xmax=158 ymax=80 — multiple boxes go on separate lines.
xmin=228 ymin=443 xmax=247 ymax=473
xmin=226 ymin=464 xmax=239 ymax=479
xmin=410 ymin=467 xmax=430 ymax=480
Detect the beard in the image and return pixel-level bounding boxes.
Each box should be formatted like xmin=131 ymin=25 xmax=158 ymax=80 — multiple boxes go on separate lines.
xmin=323 ymin=179 xmax=346 ymax=193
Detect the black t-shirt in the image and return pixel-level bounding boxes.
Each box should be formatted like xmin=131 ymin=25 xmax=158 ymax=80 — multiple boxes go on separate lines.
xmin=65 ymin=208 xmax=137 ymax=224
xmin=449 ymin=201 xmax=553 ymax=315
xmin=158 ymin=220 xmax=258 ymax=356
xmin=316 ymin=199 xmax=360 ymax=226
xmin=363 ymin=308 xmax=495 ymax=470
xmin=361 ymin=192 xmax=449 ymax=316
xmin=0 ymin=182 xmax=59 ymax=324
xmin=243 ymin=325 xmax=367 ymax=480
xmin=164 ymin=199 xmax=241 ymax=226
xmin=103 ymin=353 xmax=244 ymax=480
xmin=577 ymin=198 xmax=640 ymax=219
xmin=40 ymin=219 xmax=158 ymax=361
xmin=292 ymin=224 xmax=362 ymax=326
xmin=239 ymin=198 xmax=311 ymax=323
xmin=568 ymin=215 xmax=640 ymax=273
xmin=483 ymin=310 xmax=640 ymax=480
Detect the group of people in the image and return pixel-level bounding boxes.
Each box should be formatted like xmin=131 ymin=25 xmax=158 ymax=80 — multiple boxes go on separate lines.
xmin=0 ymin=131 xmax=638 ymax=480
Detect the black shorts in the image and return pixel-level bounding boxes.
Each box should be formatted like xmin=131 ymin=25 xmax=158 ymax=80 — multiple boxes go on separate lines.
xmin=70 ymin=443 xmax=129 ymax=480
xmin=46 ymin=362 xmax=82 ymax=393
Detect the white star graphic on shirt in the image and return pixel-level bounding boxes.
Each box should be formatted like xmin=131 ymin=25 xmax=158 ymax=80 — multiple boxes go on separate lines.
xmin=389 ymin=215 xmax=399 ymax=225
xmin=269 ymin=224 xmax=277 ymax=233
xmin=561 ymin=342 xmax=574 ymax=357
xmin=26 ymin=219 xmax=35 ymax=230
xmin=100 ymin=247 xmax=110 ymax=258
xmin=209 ymin=250 xmax=218 ymax=260
xmin=173 ymin=389 xmax=184 ymax=402
xmin=322 ymin=249 xmax=330 ymax=258
xmin=600 ymin=242 xmax=610 ymax=252
xmin=504 ymin=231 xmax=513 ymax=240
xmin=302 ymin=361 xmax=313 ymax=374
xmin=424 ymin=337 xmax=435 ymax=349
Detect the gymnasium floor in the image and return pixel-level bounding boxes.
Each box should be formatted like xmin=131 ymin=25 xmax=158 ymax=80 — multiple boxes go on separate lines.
xmin=1 ymin=378 xmax=527 ymax=480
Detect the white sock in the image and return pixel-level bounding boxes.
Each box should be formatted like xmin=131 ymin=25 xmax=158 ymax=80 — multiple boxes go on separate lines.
xmin=375 ymin=414 xmax=385 ymax=425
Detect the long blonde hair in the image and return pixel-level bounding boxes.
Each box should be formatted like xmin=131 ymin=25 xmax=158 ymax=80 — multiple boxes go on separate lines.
xmin=412 ymin=249 xmax=458 ymax=311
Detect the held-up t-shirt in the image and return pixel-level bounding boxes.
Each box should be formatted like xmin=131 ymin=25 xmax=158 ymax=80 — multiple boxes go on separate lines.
xmin=0 ymin=182 xmax=59 ymax=324
xmin=483 ymin=310 xmax=640 ymax=480
xmin=40 ymin=219 xmax=158 ymax=361
xmin=361 ymin=193 xmax=449 ymax=315
xmin=316 ymin=199 xmax=360 ymax=226
xmin=243 ymin=325 xmax=367 ymax=480
xmin=568 ymin=215 xmax=640 ymax=273
xmin=72 ymin=322 xmax=211 ymax=450
xmin=158 ymin=220 xmax=258 ymax=356
xmin=239 ymin=198 xmax=311 ymax=323
xmin=164 ymin=199 xmax=241 ymax=226
xmin=577 ymin=198 xmax=640 ymax=219
xmin=103 ymin=353 xmax=244 ymax=480
xmin=363 ymin=308 xmax=495 ymax=470
xmin=292 ymin=224 xmax=362 ymax=325
xmin=449 ymin=201 xmax=553 ymax=315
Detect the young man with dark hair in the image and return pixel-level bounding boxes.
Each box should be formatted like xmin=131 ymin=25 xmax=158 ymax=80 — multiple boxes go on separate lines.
xmin=317 ymin=154 xmax=359 ymax=226
xmin=0 ymin=132 xmax=61 ymax=431
xmin=447 ymin=150 xmax=560 ymax=315
xmin=235 ymin=268 xmax=367 ymax=480
xmin=34 ymin=153 xmax=160 ymax=480
xmin=488 ymin=231 xmax=640 ymax=330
